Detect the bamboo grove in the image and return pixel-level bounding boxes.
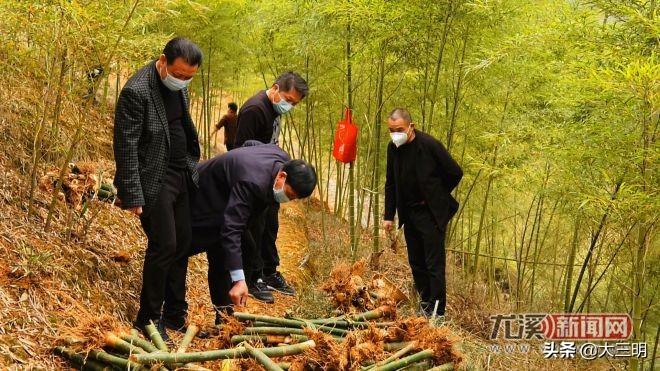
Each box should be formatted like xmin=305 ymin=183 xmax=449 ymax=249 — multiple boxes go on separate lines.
xmin=1 ymin=0 xmax=657 ymax=369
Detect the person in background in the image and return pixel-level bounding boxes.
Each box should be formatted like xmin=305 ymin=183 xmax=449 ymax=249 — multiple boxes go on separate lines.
xmin=382 ymin=108 xmax=463 ymax=319
xmin=113 ymin=37 xmax=202 ymax=341
xmin=213 ymin=102 xmax=239 ymax=151
xmin=187 ymin=144 xmax=317 ymax=322
xmin=232 ymin=72 xmax=309 ymax=302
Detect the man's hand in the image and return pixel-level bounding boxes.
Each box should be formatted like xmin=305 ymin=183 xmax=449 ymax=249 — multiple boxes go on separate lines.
xmin=229 ymin=280 xmax=249 ymax=307
xmin=127 ymin=206 xmax=143 ymax=216
xmin=383 ymin=220 xmax=394 ymax=233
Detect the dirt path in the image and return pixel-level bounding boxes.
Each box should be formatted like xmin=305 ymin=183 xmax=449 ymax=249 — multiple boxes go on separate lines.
xmin=242 ymin=201 xmax=308 ymax=316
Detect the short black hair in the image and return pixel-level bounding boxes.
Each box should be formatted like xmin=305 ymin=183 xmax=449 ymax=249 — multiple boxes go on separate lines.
xmin=282 ymin=159 xmax=317 ymax=198
xmin=274 ymin=71 xmax=309 ymax=98
xmin=388 ymin=108 xmax=412 ymax=124
xmin=163 ymin=37 xmax=203 ymax=67
xmin=228 ymin=102 xmax=238 ymax=112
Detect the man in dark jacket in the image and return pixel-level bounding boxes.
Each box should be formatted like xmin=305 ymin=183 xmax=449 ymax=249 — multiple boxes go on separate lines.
xmin=186 ymin=144 xmax=317 ymax=321
xmin=113 ymin=37 xmax=202 ymax=340
xmin=383 ymin=108 xmax=463 ymax=318
xmin=213 ymin=102 xmax=239 ymax=151
xmin=232 ymin=72 xmax=309 ymax=302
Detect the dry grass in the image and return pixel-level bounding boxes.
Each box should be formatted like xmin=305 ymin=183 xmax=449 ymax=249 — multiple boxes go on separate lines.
xmin=0 ymin=94 xmax=621 ymax=369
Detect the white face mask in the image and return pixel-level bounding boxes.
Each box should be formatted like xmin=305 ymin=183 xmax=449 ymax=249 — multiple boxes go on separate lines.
xmin=273 ymin=175 xmax=290 ymax=203
xmin=162 ymin=65 xmax=192 ymax=91
xmin=273 ymin=183 xmax=290 ymax=203
xmin=272 ymin=87 xmax=293 ymax=114
xmin=390 ymin=126 xmax=412 ymax=147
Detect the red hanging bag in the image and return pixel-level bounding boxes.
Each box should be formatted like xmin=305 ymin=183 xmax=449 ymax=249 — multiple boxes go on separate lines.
xmin=332 ymin=107 xmax=358 ymax=163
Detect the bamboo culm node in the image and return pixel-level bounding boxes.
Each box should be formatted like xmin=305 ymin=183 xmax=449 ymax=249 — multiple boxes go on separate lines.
xmin=130 ymin=339 xmax=316 ymax=364
xmin=372 ymin=349 xmax=434 ymax=371
xmin=244 ymin=342 xmax=285 ymax=371
xmin=146 ymin=320 xmax=169 ymax=352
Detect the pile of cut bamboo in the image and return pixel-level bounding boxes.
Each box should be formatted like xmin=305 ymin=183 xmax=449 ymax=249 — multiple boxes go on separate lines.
xmin=54 ymin=305 xmax=461 ymax=370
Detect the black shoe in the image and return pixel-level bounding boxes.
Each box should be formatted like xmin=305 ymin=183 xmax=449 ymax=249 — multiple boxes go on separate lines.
xmin=162 ymin=316 xmax=186 ymax=333
xmin=263 ymin=271 xmax=295 ymax=296
xmin=248 ymin=279 xmax=275 ymax=303
xmin=134 ymin=319 xmax=170 ymax=343
xmin=162 ymin=317 xmax=210 ymax=339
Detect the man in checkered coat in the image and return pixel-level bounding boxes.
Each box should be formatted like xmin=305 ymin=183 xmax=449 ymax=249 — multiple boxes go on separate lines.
xmin=113 ymin=37 xmax=202 ymax=341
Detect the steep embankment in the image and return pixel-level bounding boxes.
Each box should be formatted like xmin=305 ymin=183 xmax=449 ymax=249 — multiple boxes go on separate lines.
xmin=0 ymin=156 xmax=311 ymax=368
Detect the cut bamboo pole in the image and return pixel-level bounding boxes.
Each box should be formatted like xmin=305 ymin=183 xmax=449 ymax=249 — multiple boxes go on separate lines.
xmin=121 ymin=331 xmax=201 ymax=370
xmin=244 ymin=327 xmax=306 ymax=336
xmin=366 ymin=341 xmax=417 ymax=370
xmin=349 ymin=305 xmax=392 ymax=322
xmin=234 ymin=312 xmax=304 ymax=328
xmin=372 ymin=350 xmax=433 ymax=371
xmin=87 ymin=349 xmax=143 ymax=370
xmin=244 ymin=343 xmax=285 ymax=371
xmin=235 ymin=313 xmax=348 ymax=336
xmin=177 ymin=324 xmax=199 ymax=353
xmin=54 ymin=347 xmax=112 ymax=371
xmin=146 ymin=320 xmax=169 ymax=352
xmin=120 ymin=332 xmax=159 ymax=353
xmin=427 ymin=363 xmax=454 ymax=371
xmin=231 ymin=335 xmax=293 ymax=345
xmin=131 ymin=340 xmax=316 ymax=364
xmin=383 ymin=341 xmax=412 ymax=351
xmin=105 ymin=333 xmax=146 ymax=355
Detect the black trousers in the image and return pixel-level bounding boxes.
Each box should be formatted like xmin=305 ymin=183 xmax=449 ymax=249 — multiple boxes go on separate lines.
xmin=402 ymin=204 xmax=447 ymax=315
xmin=189 ymin=217 xmax=264 ymax=311
xmin=259 ymin=204 xmax=280 ymax=276
xmin=136 ymin=168 xmax=192 ymax=325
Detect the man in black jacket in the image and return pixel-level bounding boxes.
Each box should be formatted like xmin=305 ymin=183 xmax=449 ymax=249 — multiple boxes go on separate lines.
xmin=113 ymin=37 xmax=202 ymax=340
xmin=383 ymin=108 xmax=463 ymax=318
xmin=187 ymin=144 xmax=317 ymax=321
xmin=232 ymin=72 xmax=309 ymax=302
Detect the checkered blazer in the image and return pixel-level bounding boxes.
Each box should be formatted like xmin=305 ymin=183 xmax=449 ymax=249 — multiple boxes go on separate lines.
xmin=113 ymin=61 xmax=200 ymax=212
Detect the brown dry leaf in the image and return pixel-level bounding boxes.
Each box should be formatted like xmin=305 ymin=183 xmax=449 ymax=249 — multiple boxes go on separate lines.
xmin=110 ymin=250 xmax=131 ymax=264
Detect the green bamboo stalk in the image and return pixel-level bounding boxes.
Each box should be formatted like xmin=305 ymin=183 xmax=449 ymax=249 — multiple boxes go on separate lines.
xmin=366 ymin=341 xmax=417 ymax=370
xmin=253 ymin=321 xmax=281 ymax=327
xmin=106 ymin=334 xmax=170 ymax=371
xmin=235 ymin=313 xmax=347 ymax=336
xmin=131 ymin=340 xmax=316 ymax=364
xmin=290 ymin=334 xmax=312 ymax=342
xmin=231 ymin=335 xmax=292 ymax=345
xmin=87 ymin=349 xmax=143 ymax=370
xmin=123 ymin=332 xmax=200 ymax=371
xmin=278 ymin=362 xmax=291 ymax=370
xmin=315 ymin=324 xmax=348 ymax=336
xmin=130 ymin=328 xmax=140 ymax=337
xmin=349 ymin=306 xmax=392 ymax=321
xmin=105 ymin=333 xmax=146 ymax=355
xmin=427 ymin=363 xmax=454 ymax=371
xmin=120 ymin=332 xmax=159 ymax=353
xmin=234 ymin=312 xmax=304 ymax=328
xmin=146 ymin=320 xmax=169 ymax=352
xmin=177 ymin=324 xmax=199 ymax=353
xmin=54 ymin=347 xmax=112 ymax=371
xmin=244 ymin=343 xmax=284 ymax=371
xmin=372 ymin=350 xmax=433 ymax=371
xmin=383 ymin=342 xmax=412 ymax=352
xmin=244 ymin=327 xmax=306 ymax=336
